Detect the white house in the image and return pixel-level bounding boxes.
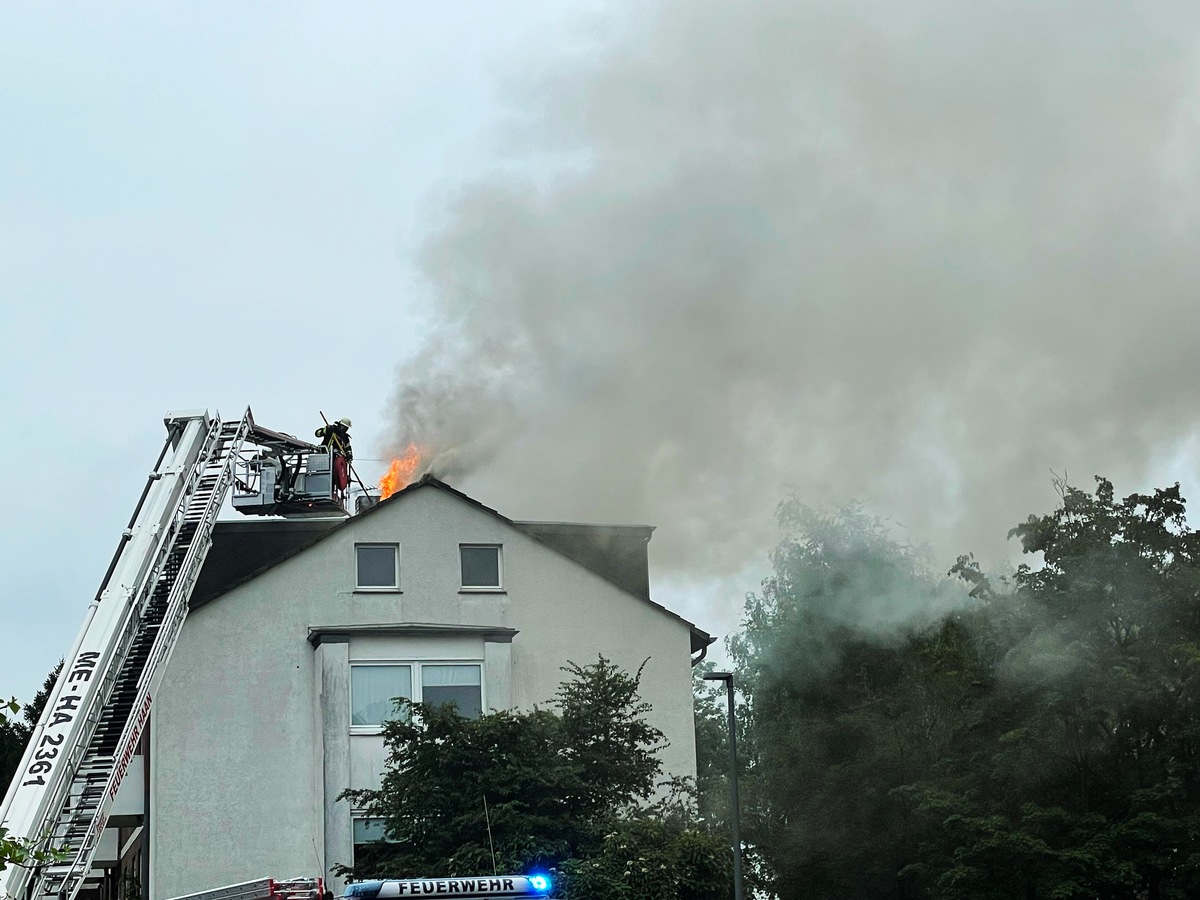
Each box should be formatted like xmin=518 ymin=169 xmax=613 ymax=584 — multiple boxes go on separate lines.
xmin=141 ymin=475 xmax=712 ymax=898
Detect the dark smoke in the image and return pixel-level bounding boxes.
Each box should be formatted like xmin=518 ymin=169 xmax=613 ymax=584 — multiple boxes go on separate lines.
xmin=386 ymin=0 xmax=1200 ymax=582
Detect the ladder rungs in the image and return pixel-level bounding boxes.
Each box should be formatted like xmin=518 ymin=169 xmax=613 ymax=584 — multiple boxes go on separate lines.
xmin=19 ymin=412 xmax=252 ymax=900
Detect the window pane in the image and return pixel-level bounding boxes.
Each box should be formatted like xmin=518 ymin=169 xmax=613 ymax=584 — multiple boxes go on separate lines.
xmin=353 ymin=818 xmax=394 ymax=872
xmin=357 ymin=545 xmax=397 ymax=588
xmin=351 ymin=665 xmax=411 ymax=726
xmin=460 ymin=546 xmax=500 ymax=587
xmin=353 ymin=819 xmax=388 ymax=843
xmin=422 ymin=664 xmax=482 ymax=718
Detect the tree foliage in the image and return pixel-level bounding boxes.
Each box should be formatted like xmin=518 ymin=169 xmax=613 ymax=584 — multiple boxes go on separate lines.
xmin=345 ymin=656 xmax=729 ymax=900
xmin=0 ymin=698 xmax=24 ymax=804
xmin=556 ymin=818 xmax=730 ymax=900
xmin=719 ymin=480 xmax=1200 ymax=899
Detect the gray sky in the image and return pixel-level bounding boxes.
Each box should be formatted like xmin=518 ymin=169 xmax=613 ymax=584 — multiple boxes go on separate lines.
xmin=0 ymin=3 xmax=594 ymax=699
xmin=4 ymin=2 xmax=1200 ymax=701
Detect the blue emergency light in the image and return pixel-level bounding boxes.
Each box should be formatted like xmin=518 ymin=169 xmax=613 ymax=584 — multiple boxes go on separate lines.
xmin=343 ymin=874 xmax=553 ymax=900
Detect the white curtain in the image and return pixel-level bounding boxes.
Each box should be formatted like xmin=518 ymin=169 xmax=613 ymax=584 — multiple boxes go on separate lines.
xmin=351 ymin=665 xmax=412 ymax=725
xmin=422 ymin=664 xmax=481 ymax=687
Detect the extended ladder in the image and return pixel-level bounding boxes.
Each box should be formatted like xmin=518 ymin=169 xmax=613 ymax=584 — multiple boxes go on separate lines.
xmin=0 ymin=409 xmax=252 ymax=900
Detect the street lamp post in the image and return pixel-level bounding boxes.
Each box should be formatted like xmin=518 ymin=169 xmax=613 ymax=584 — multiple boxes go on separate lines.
xmin=703 ymin=671 xmax=745 ymax=900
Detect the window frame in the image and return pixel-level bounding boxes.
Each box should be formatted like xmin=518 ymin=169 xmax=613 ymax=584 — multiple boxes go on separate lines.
xmin=352 ymin=816 xmax=394 ymax=844
xmin=355 ymin=542 xmax=401 ymax=591
xmin=349 ymin=662 xmax=413 ymax=730
xmin=459 ymin=543 xmax=503 ymax=592
xmin=352 ymin=815 xmax=400 ymax=869
xmin=349 ymin=659 xmax=485 ymax=733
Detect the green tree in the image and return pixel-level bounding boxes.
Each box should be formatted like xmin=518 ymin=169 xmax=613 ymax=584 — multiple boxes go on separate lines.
xmin=729 ymin=480 xmax=1200 ymax=899
xmin=728 ymin=501 xmax=976 ymax=898
xmin=556 ymin=658 xmax=666 ymax=821
xmin=343 ymin=657 xmax=729 ymax=900
xmin=691 ymin=663 xmax=764 ymax=895
xmin=0 ymin=698 xmax=24 ymax=802
xmin=902 ymin=479 xmax=1200 ymax=899
xmin=691 ymin=663 xmax=731 ymax=829
xmin=1 ymin=695 xmax=26 ymax=876
xmin=557 ymin=817 xmax=730 ymax=900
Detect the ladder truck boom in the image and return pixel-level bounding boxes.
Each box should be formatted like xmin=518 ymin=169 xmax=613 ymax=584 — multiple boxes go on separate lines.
xmin=0 ymin=408 xmax=341 ymax=900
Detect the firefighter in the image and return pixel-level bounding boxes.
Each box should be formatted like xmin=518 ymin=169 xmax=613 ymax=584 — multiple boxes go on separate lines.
xmin=315 ymin=417 xmax=353 ymax=494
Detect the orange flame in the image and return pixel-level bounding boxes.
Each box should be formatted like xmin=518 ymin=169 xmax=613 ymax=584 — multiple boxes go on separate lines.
xmin=379 ymin=445 xmax=422 ymax=500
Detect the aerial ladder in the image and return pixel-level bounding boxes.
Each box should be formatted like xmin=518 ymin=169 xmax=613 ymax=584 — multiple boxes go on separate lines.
xmin=0 ymin=408 xmax=346 ymax=900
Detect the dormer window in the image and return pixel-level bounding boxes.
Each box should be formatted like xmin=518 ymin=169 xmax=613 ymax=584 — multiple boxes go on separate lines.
xmin=460 ymin=544 xmax=502 ymax=590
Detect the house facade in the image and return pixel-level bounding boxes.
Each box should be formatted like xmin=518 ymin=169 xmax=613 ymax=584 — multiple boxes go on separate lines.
xmin=146 ymin=477 xmax=712 ymax=897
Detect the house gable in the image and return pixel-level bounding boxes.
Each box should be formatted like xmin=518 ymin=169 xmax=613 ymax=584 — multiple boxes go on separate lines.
xmin=192 ymin=476 xmax=713 ymax=651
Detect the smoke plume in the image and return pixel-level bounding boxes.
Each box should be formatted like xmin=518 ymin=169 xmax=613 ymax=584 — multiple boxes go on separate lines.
xmin=386 ymin=0 xmax=1200 ymax=582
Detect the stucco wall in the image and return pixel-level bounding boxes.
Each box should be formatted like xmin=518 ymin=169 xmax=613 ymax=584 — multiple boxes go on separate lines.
xmin=152 ymin=484 xmax=700 ymax=897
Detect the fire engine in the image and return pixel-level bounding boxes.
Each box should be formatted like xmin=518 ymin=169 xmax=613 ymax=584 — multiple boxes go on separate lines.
xmin=163 ymin=874 xmax=555 ymax=900
xmin=0 ymin=409 xmax=356 ymax=900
